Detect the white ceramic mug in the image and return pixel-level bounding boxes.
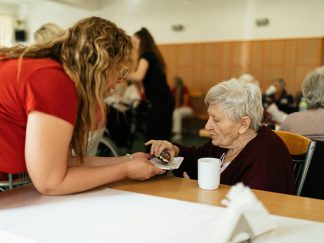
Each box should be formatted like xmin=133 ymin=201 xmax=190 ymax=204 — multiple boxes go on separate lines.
xmin=198 ymin=157 xmax=221 ymax=190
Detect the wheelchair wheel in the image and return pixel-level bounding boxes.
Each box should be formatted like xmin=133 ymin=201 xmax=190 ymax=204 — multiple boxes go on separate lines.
xmin=96 ymin=136 xmax=121 ymax=157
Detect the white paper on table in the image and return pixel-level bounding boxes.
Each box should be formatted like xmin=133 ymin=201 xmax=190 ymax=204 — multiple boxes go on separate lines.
xmin=1 ymin=188 xmax=324 ymax=243
xmin=0 ymin=230 xmax=36 ymax=243
xmin=150 ymin=156 xmax=184 ymax=170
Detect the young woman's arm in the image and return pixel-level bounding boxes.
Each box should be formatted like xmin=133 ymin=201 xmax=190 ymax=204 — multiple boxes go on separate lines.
xmin=25 ymin=111 xmax=164 ymax=195
xmin=127 ymin=58 xmax=149 ymax=83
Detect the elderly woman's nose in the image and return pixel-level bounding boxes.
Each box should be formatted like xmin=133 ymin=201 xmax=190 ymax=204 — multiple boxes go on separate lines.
xmin=205 ymin=118 xmax=212 ymax=129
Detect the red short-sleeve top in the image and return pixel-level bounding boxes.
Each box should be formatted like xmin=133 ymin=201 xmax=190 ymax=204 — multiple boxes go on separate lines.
xmin=0 ymin=58 xmax=78 ymax=174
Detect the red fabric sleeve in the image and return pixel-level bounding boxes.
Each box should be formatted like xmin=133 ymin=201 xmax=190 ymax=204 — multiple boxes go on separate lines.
xmin=24 ymin=67 xmax=78 ymax=125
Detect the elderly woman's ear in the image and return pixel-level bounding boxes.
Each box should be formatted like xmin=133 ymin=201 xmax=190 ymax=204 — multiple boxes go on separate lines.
xmin=238 ymin=116 xmax=251 ymax=134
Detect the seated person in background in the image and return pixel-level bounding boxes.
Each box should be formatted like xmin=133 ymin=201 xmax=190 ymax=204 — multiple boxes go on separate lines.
xmin=105 ymin=80 xmax=141 ymax=148
xmin=171 ymin=76 xmax=193 ymax=141
xmin=239 ymin=74 xmax=281 ymax=128
xmin=105 ymin=80 xmax=141 ymax=112
xmin=34 ymin=22 xmax=64 ymax=43
xmin=280 ymin=66 xmax=324 ymax=141
xmin=146 ymin=78 xmax=296 ymax=194
xmin=262 ymin=78 xmax=297 ymax=124
xmin=238 ymin=73 xmax=259 ymax=85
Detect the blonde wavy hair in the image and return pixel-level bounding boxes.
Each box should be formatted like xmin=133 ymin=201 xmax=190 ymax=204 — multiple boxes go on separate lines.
xmin=0 ymin=16 xmax=133 ymax=160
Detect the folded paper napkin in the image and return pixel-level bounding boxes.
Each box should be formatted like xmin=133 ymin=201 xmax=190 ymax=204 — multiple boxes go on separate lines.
xmin=217 ymin=183 xmax=276 ymax=243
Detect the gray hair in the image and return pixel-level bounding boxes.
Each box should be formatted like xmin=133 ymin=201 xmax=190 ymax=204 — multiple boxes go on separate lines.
xmin=204 ymin=78 xmax=263 ymax=131
xmin=34 ymin=23 xmax=64 ymax=44
xmin=302 ymin=66 xmax=324 ymax=109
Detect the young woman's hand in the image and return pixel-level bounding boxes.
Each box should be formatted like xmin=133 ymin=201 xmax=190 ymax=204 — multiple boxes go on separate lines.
xmin=125 ymin=158 xmax=165 ymax=180
xmin=131 ymin=152 xmax=151 ymax=160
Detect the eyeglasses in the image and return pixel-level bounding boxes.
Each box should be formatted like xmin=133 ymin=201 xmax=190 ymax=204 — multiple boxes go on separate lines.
xmin=117 ymin=68 xmax=129 ymax=81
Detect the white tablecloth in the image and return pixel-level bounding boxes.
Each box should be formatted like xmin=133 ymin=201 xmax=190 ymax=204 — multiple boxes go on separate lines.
xmin=1 ymin=188 xmax=323 ymax=243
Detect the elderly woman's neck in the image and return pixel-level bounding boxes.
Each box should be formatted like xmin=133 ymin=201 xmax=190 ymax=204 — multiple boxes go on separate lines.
xmin=228 ymin=129 xmax=257 ymax=152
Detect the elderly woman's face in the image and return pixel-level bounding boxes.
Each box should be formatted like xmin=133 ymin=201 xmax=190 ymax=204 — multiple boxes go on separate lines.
xmin=205 ymin=103 xmax=241 ymax=148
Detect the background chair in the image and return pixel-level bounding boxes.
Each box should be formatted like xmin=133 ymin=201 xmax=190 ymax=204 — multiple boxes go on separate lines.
xmin=298 ymin=140 xmax=324 ymax=199
xmin=273 ymin=130 xmax=312 ymax=195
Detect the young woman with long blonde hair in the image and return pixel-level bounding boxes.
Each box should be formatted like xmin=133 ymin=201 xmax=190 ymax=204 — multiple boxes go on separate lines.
xmin=0 ymin=17 xmax=164 ymax=195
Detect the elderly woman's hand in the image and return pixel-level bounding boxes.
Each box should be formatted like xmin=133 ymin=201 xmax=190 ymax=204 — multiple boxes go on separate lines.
xmin=145 ymin=140 xmax=179 ymax=161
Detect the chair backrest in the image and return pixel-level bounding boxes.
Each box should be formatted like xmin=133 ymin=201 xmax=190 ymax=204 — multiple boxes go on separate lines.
xmin=273 ymin=130 xmax=310 ymax=155
xmin=299 ymin=140 xmax=324 ymax=199
xmin=273 ymin=130 xmax=312 ymax=195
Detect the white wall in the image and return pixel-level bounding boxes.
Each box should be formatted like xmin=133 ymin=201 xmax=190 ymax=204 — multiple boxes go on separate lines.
xmin=26 ymin=1 xmax=92 ymax=36
xmin=0 ymin=2 xmax=17 ymax=15
xmin=1 ymin=0 xmax=324 ymax=44
xmin=97 ymin=0 xmax=324 ymax=43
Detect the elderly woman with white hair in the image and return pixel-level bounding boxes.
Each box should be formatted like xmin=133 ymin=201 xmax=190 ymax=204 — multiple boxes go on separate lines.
xmin=280 ymin=66 xmax=324 ymax=141
xmin=146 ymin=78 xmax=296 ymax=194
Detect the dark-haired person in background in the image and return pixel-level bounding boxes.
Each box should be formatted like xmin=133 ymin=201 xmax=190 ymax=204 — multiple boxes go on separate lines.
xmin=263 ymin=78 xmax=296 ymax=114
xmin=127 ymin=27 xmax=175 ymax=143
xmin=262 ymin=78 xmax=297 ymax=124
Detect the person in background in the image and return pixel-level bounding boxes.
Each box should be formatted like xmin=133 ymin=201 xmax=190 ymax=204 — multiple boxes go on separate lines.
xmin=105 ymin=80 xmax=141 ymax=149
xmin=105 ymin=80 xmax=141 ymax=112
xmin=127 ymin=27 xmax=175 ymax=143
xmin=280 ymin=66 xmax=324 ymax=141
xmin=238 ymin=73 xmax=259 ymax=85
xmin=146 ymin=78 xmax=296 ymax=194
xmin=34 ymin=22 xmax=64 ymax=44
xmin=238 ymin=73 xmax=281 ymax=128
xmin=0 ymin=17 xmax=164 ymax=195
xmin=171 ymin=76 xmax=193 ymax=141
xmin=262 ymin=78 xmax=297 ymax=124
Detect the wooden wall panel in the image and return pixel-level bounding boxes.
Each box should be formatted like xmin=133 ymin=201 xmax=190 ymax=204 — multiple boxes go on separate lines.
xmin=202 ymin=43 xmax=223 ymax=66
xmin=283 ymin=40 xmax=297 ymax=93
xmin=296 ymin=39 xmax=322 ymax=65
xmin=176 ymin=66 xmax=195 ymax=90
xmin=201 ymin=66 xmax=223 ymax=89
xmin=192 ymin=44 xmax=204 ymax=92
xmin=263 ymin=41 xmax=285 ymax=66
xmin=249 ymin=41 xmax=264 ymax=88
xmin=159 ymin=37 xmax=324 ymax=99
xmin=221 ymin=43 xmax=232 ymax=80
xmin=175 ymin=44 xmax=194 ymax=66
xmin=322 ymin=40 xmax=324 ymax=65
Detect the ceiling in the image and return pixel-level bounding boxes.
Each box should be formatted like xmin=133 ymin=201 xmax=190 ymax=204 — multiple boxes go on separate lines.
xmin=1 ymin=0 xmax=199 ymax=11
xmin=48 ymin=0 xmax=110 ymax=10
xmin=0 ymin=0 xmax=111 ymax=10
